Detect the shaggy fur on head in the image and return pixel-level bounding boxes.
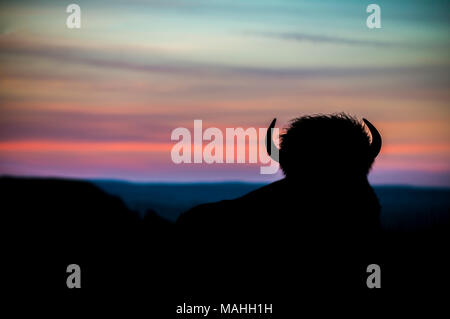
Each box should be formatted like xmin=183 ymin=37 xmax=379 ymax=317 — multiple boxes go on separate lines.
xmin=279 ymin=113 xmax=374 ymax=179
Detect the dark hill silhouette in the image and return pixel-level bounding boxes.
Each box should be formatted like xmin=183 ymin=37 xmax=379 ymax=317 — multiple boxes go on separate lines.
xmin=2 ymin=175 xmax=449 ymax=313
xmin=2 ymin=176 xmax=175 ymax=307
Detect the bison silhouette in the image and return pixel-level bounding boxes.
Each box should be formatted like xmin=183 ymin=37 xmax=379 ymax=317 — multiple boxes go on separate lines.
xmin=176 ymin=113 xmax=383 ymax=291
xmin=178 ymin=113 xmax=382 ymax=237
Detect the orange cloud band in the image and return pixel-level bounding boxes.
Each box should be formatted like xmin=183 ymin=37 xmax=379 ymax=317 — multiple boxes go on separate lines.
xmin=0 ymin=141 xmax=448 ymax=156
xmin=0 ymin=141 xmax=172 ymax=153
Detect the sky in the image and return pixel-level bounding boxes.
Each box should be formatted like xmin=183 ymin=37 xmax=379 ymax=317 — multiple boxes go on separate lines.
xmin=0 ymin=0 xmax=449 ymax=186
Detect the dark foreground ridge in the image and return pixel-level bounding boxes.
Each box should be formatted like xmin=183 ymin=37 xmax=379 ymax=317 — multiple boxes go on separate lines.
xmin=2 ymin=176 xmax=449 ymax=311
xmin=2 ymin=177 xmax=174 ymax=308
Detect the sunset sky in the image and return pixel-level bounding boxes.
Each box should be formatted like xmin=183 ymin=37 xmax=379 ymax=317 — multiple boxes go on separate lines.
xmin=0 ymin=0 xmax=449 ymax=186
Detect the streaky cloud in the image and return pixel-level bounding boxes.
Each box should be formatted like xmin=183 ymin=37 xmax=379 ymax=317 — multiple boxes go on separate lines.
xmin=1 ymin=35 xmax=447 ymax=80
xmin=247 ymin=31 xmax=419 ymax=49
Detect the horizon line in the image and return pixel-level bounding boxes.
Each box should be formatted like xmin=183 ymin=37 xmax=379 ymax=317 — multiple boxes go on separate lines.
xmin=1 ymin=174 xmax=449 ymax=189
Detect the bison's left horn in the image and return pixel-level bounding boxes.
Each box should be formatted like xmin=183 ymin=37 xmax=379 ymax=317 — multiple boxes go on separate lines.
xmin=265 ymin=118 xmax=280 ymax=162
xmin=363 ymin=118 xmax=382 ymax=159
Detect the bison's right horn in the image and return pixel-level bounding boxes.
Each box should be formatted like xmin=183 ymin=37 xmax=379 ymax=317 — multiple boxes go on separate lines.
xmin=265 ymin=118 xmax=280 ymax=162
xmin=363 ymin=118 xmax=382 ymax=159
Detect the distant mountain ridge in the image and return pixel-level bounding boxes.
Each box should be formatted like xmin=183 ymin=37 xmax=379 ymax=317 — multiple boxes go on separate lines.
xmin=91 ymin=179 xmax=450 ymax=232
xmin=1 ymin=176 xmax=448 ymax=231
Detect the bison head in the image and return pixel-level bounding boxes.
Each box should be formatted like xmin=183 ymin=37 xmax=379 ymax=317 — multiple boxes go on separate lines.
xmin=266 ymin=113 xmax=382 ymax=179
